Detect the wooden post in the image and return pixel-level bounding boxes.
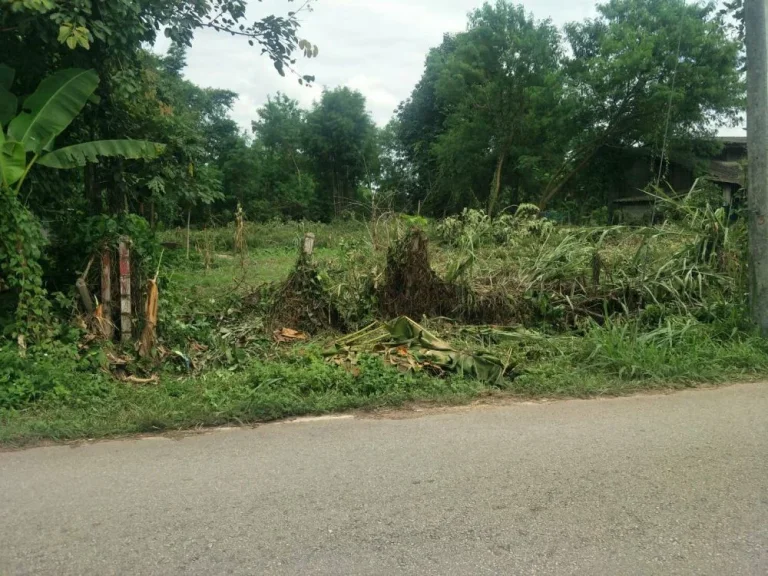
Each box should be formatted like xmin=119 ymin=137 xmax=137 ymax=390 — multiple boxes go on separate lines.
xmin=118 ymin=238 xmax=132 ymax=343
xmin=76 ymin=278 xmax=94 ymax=314
xmin=137 ymin=279 xmax=159 ymax=357
xmin=303 ymin=232 xmax=315 ymax=256
xmin=101 ymin=249 xmax=113 ymax=339
xmin=75 ymin=255 xmax=95 ymax=314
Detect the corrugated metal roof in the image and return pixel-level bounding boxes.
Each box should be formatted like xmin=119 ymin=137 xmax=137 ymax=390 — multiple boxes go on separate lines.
xmin=705 ymin=160 xmax=744 ymax=185
xmin=713 ymin=136 xmax=747 ymax=145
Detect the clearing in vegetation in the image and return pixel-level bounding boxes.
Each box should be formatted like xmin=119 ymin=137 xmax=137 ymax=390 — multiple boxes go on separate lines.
xmin=2 ymin=188 xmax=767 ymax=446
xmin=0 ymin=0 xmax=754 ymax=446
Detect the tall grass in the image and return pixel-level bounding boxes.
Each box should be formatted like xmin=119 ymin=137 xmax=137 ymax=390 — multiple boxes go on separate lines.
xmin=160 ymin=219 xmax=371 ymax=252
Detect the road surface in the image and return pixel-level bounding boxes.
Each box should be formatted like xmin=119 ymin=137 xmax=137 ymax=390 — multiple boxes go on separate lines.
xmin=2 ymin=383 xmax=767 ymax=575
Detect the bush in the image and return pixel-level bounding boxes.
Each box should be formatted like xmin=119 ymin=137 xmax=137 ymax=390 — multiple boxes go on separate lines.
xmin=435 ymin=207 xmax=552 ymax=247
xmin=0 ymin=341 xmax=112 ymax=410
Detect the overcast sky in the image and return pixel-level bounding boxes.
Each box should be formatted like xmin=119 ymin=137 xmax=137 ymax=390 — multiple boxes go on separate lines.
xmin=156 ymin=0 xmax=744 ymax=136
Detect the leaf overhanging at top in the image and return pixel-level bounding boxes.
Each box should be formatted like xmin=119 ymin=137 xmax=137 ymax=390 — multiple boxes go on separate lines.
xmin=37 ymin=139 xmax=165 ymax=169
xmin=8 ymin=68 xmax=99 ymax=153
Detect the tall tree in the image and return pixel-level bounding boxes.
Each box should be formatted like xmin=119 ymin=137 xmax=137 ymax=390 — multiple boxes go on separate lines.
xmin=303 ymin=87 xmax=378 ymax=220
xmin=377 ymin=119 xmax=416 ymax=212
xmin=396 ymin=34 xmax=458 ymax=213
xmin=251 ymin=93 xmax=315 ymax=220
xmin=396 ymin=0 xmax=744 ymax=215
xmin=432 ymin=2 xmax=564 ymax=215
xmin=1 ymin=0 xmax=318 ymax=217
xmin=540 ymin=0 xmax=744 ymax=207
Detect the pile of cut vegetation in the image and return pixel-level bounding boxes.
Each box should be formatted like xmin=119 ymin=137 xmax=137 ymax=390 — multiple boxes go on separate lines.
xmin=262 ymin=251 xmax=344 ymax=334
xmin=379 ymin=228 xmax=459 ymax=319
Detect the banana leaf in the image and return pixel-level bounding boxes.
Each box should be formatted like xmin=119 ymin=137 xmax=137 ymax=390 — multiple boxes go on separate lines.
xmin=326 ymin=316 xmax=505 ymax=384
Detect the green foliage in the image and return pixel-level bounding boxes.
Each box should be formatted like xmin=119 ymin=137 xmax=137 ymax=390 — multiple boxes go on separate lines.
xmin=0 ymin=65 xmax=161 ymax=192
xmin=2 ymin=0 xmax=317 ymax=84
xmin=8 ymin=68 xmax=98 ymax=153
xmin=0 ymin=339 xmax=110 ymax=410
xmin=0 ymin=0 xmax=758 ymax=446
xmin=541 ymin=0 xmax=743 ymax=206
xmin=0 ymin=345 xmax=489 ymax=445
xmin=397 ymin=0 xmax=744 ymax=213
xmin=517 ymin=315 xmax=768 ymax=392
xmin=303 ymin=87 xmax=379 ymax=221
xmin=435 ymin=207 xmax=552 ymax=247
xmin=37 ymin=140 xmax=164 ymax=168
xmin=0 ymin=187 xmax=51 ymax=342
xmin=0 ymin=65 xmax=162 ymax=340
xmin=433 ymin=2 xmax=564 ymax=215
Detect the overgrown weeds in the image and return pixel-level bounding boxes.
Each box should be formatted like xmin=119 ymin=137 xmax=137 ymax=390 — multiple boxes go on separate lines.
xmin=263 ymin=252 xmax=344 ymax=333
xmin=3 ymin=185 xmax=765 ymax=445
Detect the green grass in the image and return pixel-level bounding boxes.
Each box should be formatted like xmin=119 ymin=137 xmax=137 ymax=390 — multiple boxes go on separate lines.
xmin=4 ymin=212 xmax=766 ymax=447
xmin=0 ymin=352 xmax=488 ymax=446
xmin=3 ymin=319 xmax=767 ymax=447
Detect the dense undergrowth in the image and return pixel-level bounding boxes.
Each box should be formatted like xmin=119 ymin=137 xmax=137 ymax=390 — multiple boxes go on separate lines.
xmin=3 ymin=188 xmax=767 ymax=445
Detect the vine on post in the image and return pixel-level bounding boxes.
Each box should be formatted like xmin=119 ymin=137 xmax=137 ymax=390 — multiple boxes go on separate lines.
xmin=0 ymin=186 xmax=52 ymax=346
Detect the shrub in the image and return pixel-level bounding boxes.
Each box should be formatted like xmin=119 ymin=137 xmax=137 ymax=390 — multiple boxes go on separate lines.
xmin=0 ymin=341 xmax=112 ymax=410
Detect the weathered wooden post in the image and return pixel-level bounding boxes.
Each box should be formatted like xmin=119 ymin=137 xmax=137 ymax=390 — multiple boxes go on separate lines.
xmin=118 ymin=237 xmax=132 ymax=343
xmin=303 ymin=232 xmax=315 ymax=256
xmin=138 ymin=252 xmax=163 ymax=358
xmin=100 ymin=248 xmax=113 ymax=339
xmin=75 ymin=255 xmax=95 ymax=314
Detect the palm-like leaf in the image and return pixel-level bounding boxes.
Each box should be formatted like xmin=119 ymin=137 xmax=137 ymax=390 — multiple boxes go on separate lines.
xmin=0 ymin=87 xmax=17 ymax=127
xmin=0 ymin=129 xmax=25 ymax=187
xmin=37 ymin=140 xmax=165 ymax=169
xmin=8 ymin=69 xmax=98 ymax=153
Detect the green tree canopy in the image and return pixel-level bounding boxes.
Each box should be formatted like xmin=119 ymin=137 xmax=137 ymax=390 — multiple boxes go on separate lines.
xmin=303 ymin=87 xmax=378 ymax=220
xmin=396 ymin=0 xmax=744 ymax=215
xmin=540 ymin=0 xmax=744 ymax=207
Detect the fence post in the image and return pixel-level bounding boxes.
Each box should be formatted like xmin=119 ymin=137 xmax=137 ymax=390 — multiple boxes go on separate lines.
xmin=101 ymin=248 xmax=113 ymax=339
xmin=118 ymin=237 xmax=132 ymax=343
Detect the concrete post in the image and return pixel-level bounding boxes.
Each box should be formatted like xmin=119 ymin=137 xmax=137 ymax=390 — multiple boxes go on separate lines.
xmin=118 ymin=238 xmax=132 ymax=343
xmin=747 ymin=0 xmax=768 ymax=334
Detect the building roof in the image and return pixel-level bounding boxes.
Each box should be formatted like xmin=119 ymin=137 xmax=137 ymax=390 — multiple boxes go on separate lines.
xmin=706 ymin=160 xmax=744 ymax=185
xmin=714 ymin=136 xmax=747 ymax=145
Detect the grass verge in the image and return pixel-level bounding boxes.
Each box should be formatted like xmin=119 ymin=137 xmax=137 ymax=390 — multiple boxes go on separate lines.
xmin=3 ymin=320 xmax=767 ymax=448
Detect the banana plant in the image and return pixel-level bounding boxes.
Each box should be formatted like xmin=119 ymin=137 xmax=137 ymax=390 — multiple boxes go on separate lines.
xmin=0 ymin=64 xmax=164 ymax=194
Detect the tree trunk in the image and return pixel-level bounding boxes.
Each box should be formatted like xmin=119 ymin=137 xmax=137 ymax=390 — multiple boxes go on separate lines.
xmin=488 ymin=151 xmax=506 ymax=218
xmin=539 ymin=148 xmax=598 ymax=210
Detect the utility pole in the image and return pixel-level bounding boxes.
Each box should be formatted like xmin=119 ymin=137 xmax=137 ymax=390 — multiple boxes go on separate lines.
xmin=747 ymin=0 xmax=768 ymax=334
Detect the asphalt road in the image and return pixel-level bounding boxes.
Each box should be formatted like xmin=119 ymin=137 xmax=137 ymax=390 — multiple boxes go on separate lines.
xmin=2 ymin=383 xmax=767 ymax=576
